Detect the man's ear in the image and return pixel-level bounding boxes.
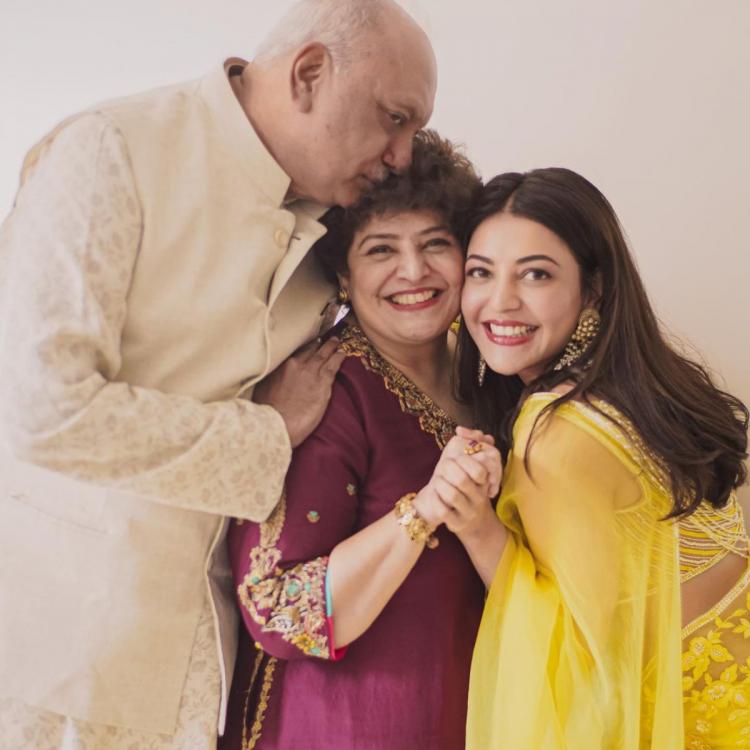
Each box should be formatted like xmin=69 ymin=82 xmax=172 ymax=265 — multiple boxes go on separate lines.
xmin=290 ymin=42 xmax=332 ymax=113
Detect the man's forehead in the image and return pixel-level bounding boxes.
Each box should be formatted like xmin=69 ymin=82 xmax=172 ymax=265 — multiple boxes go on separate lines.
xmin=369 ymin=43 xmax=435 ymax=118
xmin=359 ymin=8 xmax=436 ymax=111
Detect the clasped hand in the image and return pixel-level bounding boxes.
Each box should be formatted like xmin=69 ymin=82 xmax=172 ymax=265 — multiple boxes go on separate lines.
xmin=413 ymin=426 xmax=502 ymax=537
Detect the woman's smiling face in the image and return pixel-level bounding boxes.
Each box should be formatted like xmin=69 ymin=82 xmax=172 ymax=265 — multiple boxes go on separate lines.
xmin=461 ymin=211 xmax=585 ymax=384
xmin=342 ymin=209 xmax=464 ymax=351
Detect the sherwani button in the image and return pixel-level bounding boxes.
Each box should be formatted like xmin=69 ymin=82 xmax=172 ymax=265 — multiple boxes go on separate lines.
xmin=274 ymin=228 xmax=290 ymax=248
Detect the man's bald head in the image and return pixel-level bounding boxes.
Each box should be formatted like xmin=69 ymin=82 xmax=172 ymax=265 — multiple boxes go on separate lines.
xmin=256 ymin=0 xmax=426 ymax=70
xmin=241 ymin=0 xmax=436 ymax=207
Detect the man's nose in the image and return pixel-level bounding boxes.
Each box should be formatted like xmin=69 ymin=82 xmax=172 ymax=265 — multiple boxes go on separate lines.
xmin=383 ymin=133 xmax=414 ymax=174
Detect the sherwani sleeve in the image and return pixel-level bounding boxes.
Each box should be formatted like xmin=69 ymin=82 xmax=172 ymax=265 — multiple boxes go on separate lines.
xmin=229 ymin=370 xmax=368 ymax=660
xmin=0 ymin=113 xmax=291 ymax=521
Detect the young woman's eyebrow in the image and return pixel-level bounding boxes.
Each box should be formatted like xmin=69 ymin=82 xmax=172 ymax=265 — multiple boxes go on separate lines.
xmin=516 ymin=254 xmax=560 ymax=267
xmin=465 ymin=253 xmax=493 ymax=264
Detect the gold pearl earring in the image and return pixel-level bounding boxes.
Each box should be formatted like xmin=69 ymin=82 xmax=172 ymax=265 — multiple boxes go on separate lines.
xmin=477 ymin=355 xmax=487 ymax=386
xmin=553 ymin=307 xmax=601 ymax=371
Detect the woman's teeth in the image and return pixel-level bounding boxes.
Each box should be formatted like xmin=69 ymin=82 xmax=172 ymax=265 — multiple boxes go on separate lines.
xmin=390 ymin=290 xmax=438 ymax=305
xmin=488 ymin=324 xmax=536 ymax=337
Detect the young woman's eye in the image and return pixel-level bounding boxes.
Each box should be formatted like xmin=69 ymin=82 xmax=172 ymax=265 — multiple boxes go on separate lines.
xmin=523 ymin=268 xmax=551 ymax=281
xmin=466 ymin=266 xmax=489 ymax=279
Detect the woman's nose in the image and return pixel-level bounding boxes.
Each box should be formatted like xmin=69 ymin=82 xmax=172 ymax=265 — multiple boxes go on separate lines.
xmin=490 ymin=277 xmax=521 ymax=312
xmin=398 ymin=250 xmax=429 ymax=282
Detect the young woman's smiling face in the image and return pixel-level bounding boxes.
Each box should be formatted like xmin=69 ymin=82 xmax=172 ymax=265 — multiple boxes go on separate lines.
xmin=461 ymin=211 xmax=585 ymax=384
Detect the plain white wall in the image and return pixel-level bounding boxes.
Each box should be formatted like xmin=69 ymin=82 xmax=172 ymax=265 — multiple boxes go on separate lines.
xmin=1 ymin=0 xmax=748 ymax=499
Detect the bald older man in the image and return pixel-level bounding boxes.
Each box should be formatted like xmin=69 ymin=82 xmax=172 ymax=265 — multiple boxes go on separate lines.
xmin=0 ymin=1 xmax=436 ymax=747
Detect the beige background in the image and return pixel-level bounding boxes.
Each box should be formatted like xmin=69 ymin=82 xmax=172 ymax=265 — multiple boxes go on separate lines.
xmin=1 ymin=0 xmax=748 ymax=502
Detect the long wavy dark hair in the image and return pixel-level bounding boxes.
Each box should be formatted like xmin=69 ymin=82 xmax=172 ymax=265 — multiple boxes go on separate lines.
xmin=456 ymin=168 xmax=748 ymax=518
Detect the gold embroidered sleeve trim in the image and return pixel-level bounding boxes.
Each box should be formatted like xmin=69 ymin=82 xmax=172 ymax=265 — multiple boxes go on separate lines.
xmin=339 ymin=323 xmax=456 ymax=448
xmin=238 ymin=492 xmax=331 ymax=659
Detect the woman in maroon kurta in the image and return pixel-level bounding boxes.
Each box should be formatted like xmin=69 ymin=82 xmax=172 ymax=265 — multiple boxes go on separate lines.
xmin=221 ymin=131 xmax=492 ymax=750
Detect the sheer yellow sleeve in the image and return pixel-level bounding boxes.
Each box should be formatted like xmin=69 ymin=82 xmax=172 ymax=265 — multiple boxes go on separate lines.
xmin=467 ymin=396 xmax=685 ymax=749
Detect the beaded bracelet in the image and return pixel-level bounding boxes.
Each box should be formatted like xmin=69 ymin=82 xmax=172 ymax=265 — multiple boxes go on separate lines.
xmin=394 ymin=492 xmax=439 ymax=549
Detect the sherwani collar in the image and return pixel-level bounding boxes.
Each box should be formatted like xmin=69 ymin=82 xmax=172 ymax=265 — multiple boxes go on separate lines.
xmin=198 ymin=60 xmax=299 ymax=210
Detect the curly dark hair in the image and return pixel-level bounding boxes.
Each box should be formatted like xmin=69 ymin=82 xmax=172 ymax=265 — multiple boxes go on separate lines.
xmin=313 ymin=129 xmax=481 ymax=283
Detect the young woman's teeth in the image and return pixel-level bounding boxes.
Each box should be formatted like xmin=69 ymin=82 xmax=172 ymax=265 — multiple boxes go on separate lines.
xmin=489 ymin=324 xmax=536 ymax=337
xmin=390 ymin=290 xmax=437 ymax=305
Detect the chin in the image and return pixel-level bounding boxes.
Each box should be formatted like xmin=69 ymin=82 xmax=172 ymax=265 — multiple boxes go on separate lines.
xmin=404 ymin=323 xmax=450 ymax=344
xmin=482 ymin=357 xmax=526 ymax=378
xmin=335 ymin=185 xmax=364 ymax=208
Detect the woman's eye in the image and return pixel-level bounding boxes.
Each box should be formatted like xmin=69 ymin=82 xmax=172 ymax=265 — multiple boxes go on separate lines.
xmin=424 ymin=238 xmax=451 ymax=250
xmin=466 ymin=266 xmax=489 ymax=279
xmin=366 ymin=244 xmax=392 ymax=256
xmin=523 ymin=268 xmax=551 ymax=281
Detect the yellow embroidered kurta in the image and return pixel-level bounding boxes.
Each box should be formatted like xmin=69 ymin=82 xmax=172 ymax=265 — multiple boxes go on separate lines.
xmin=468 ymin=393 xmax=750 ymax=750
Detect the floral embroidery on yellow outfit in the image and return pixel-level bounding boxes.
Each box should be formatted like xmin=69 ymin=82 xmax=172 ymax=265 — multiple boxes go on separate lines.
xmin=681 ymin=499 xmax=750 ymax=749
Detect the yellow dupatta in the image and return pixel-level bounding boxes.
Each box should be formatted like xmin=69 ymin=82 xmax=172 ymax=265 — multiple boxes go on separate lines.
xmin=467 ymin=394 xmax=685 ymax=749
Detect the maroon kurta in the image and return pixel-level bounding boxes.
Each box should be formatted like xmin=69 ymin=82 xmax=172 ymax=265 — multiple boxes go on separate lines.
xmin=221 ymin=324 xmax=485 ymax=750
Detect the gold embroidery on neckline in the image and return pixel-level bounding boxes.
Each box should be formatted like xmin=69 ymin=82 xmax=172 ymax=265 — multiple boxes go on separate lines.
xmin=339 ymin=324 xmax=456 ymax=448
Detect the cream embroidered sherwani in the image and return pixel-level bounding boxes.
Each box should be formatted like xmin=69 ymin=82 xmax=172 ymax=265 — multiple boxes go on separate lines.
xmin=0 ymin=61 xmax=332 ymax=748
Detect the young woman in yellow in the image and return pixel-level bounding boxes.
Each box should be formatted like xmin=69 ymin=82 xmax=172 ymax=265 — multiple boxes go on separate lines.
xmin=452 ymin=169 xmax=749 ymax=749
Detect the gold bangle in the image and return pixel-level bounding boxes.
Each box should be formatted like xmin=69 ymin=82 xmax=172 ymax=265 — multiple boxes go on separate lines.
xmin=393 ymin=492 xmax=439 ymax=550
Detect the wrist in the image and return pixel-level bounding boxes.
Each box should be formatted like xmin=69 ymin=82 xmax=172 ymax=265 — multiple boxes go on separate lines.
xmin=394 ymin=492 xmax=439 ymax=550
xmin=411 ymin=488 xmax=442 ymax=530
xmin=457 ymin=509 xmax=502 ymax=546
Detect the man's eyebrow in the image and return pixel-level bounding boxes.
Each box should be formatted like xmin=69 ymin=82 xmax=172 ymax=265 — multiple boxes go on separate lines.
xmin=396 ymin=101 xmax=427 ymax=125
xmin=517 ymin=254 xmax=560 ymax=267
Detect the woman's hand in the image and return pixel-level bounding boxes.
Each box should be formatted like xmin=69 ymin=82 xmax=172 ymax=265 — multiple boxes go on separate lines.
xmin=413 ymin=428 xmax=503 ymax=536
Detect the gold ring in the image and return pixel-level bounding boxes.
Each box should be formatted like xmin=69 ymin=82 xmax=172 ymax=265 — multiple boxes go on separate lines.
xmin=463 ymin=440 xmax=483 ymax=456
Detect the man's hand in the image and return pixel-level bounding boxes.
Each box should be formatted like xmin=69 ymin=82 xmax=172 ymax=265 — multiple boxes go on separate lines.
xmin=253 ymin=337 xmax=346 ymax=448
